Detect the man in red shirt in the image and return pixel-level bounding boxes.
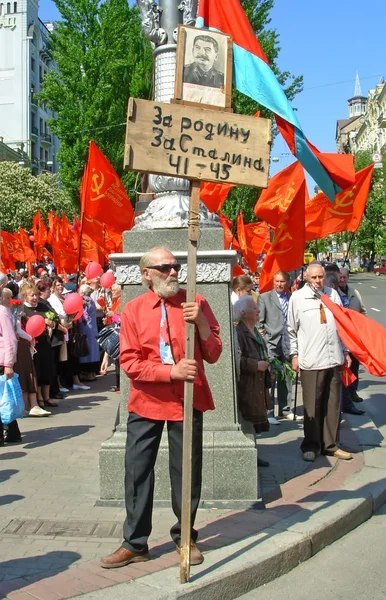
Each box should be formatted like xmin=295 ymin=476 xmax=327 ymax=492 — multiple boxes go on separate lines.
xmin=101 ymin=247 xmax=222 ymax=569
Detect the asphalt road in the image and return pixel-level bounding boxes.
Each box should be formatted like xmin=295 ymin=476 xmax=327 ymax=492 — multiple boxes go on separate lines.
xmin=239 ymin=272 xmax=386 ymax=600
xmin=238 ymin=503 xmax=386 ymax=600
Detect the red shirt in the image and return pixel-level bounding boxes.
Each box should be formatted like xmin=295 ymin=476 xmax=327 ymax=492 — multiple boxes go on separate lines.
xmin=120 ymin=288 xmax=222 ymax=421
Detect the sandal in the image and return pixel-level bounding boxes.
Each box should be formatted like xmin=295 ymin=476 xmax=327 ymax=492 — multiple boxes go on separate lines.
xmin=44 ymin=399 xmax=59 ymax=407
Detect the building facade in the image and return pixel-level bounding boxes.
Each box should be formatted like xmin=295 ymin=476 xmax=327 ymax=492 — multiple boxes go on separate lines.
xmin=0 ymin=0 xmax=59 ymax=173
xmin=336 ymin=74 xmax=386 ymax=156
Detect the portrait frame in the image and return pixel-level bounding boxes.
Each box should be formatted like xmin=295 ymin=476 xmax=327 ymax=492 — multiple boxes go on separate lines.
xmin=174 ymin=25 xmax=233 ymax=110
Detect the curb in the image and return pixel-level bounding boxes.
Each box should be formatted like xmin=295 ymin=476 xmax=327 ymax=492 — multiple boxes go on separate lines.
xmin=70 ymin=414 xmax=386 ymax=600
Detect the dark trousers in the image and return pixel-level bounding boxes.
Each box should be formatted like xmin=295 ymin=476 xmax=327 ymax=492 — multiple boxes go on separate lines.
xmin=300 ymin=367 xmax=341 ymax=454
xmin=274 ymin=349 xmax=292 ymax=412
xmin=122 ymin=410 xmax=203 ymax=553
xmin=341 ymin=354 xmax=360 ymax=410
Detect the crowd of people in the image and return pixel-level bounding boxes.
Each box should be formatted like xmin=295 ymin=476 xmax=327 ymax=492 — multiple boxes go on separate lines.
xmin=0 ymin=264 xmax=122 ymax=445
xmin=0 ymin=248 xmax=369 ymax=568
xmin=232 ymin=261 xmax=368 ymax=465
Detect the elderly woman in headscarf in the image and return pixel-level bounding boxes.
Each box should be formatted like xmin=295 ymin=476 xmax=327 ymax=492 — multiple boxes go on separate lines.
xmin=78 ymin=284 xmax=100 ymax=382
xmin=233 ymin=295 xmax=273 ymax=466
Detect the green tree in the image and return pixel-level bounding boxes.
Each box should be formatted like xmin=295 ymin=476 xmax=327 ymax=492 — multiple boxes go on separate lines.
xmin=351 ymin=150 xmax=386 ymax=264
xmin=223 ymin=0 xmax=303 ymax=223
xmin=39 ymin=0 xmax=152 ymax=204
xmin=0 ymin=162 xmax=76 ymax=233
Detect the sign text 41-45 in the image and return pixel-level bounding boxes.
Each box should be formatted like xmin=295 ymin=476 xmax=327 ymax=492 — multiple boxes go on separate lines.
xmin=124 ymin=98 xmax=271 ymax=189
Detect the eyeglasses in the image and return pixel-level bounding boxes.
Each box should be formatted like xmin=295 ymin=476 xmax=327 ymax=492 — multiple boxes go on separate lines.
xmin=148 ymin=263 xmax=182 ymax=274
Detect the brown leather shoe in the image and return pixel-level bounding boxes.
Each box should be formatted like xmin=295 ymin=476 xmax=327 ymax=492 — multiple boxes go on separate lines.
xmin=100 ymin=546 xmax=150 ymax=569
xmin=176 ymin=542 xmax=204 ymax=565
xmin=325 ymin=448 xmax=353 ymax=460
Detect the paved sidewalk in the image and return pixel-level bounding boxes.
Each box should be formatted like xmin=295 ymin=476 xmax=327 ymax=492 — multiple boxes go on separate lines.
xmin=0 ymin=370 xmax=385 ymax=600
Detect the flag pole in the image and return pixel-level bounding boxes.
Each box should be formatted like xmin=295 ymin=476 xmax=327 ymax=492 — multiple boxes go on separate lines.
xmin=77 ymin=150 xmax=90 ymax=286
xmin=180 ymin=179 xmax=200 ymax=584
xmin=229 ymin=188 xmax=245 ymax=250
xmin=342 ymin=231 xmax=355 ymax=268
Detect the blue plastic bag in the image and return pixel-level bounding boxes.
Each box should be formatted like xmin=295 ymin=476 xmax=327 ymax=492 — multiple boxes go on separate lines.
xmin=0 ymin=373 xmax=24 ymax=425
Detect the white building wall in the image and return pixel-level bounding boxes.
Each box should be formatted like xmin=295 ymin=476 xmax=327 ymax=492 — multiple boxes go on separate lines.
xmin=0 ymin=0 xmax=59 ymax=173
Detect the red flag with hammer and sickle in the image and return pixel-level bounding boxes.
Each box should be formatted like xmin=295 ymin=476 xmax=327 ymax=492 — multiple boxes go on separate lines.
xmin=81 ymin=141 xmax=135 ymax=234
xmin=259 ymin=178 xmax=307 ymax=293
xmin=305 ymin=165 xmax=374 ymax=241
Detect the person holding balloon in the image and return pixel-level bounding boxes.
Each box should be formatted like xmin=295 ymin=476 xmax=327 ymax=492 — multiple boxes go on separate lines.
xmin=2 ymin=288 xmax=51 ymax=418
xmin=62 ymin=291 xmax=91 ymax=392
xmin=21 ymin=283 xmax=58 ymax=408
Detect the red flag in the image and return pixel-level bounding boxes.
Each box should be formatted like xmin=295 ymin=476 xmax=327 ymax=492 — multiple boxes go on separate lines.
xmin=232 ymin=264 xmax=245 ymax=277
xmin=19 ymin=228 xmax=35 ymax=263
xmin=82 ymin=214 xmax=105 ymax=249
xmin=218 ymin=212 xmax=240 ymax=251
xmin=259 ymin=179 xmax=307 ymax=293
xmin=321 ymin=293 xmax=386 ymax=377
xmin=237 ymin=212 xmax=270 ymax=272
xmin=32 ymin=210 xmax=47 ymax=248
xmin=47 ymin=212 xmax=61 ymax=246
xmin=0 ymin=232 xmax=15 ymax=271
xmin=342 ymin=366 xmax=357 ymax=387
xmin=254 ymin=161 xmax=307 ymax=227
xmin=200 ymin=182 xmax=234 ymax=213
xmin=52 ymin=242 xmax=78 ymax=274
xmin=305 ymin=165 xmax=374 ymax=241
xmin=81 ymin=141 xmax=134 ymax=234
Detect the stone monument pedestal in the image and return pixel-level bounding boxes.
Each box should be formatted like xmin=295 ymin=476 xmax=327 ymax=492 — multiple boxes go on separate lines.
xmin=99 ymin=229 xmax=259 ymax=507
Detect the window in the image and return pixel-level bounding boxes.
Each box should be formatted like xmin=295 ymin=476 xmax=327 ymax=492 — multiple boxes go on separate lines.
xmin=31 ymin=56 xmax=35 ymax=71
xmin=6 ymin=2 xmax=10 ymax=13
xmin=0 ymin=5 xmax=3 ymax=16
xmin=13 ymin=1 xmax=16 ymax=11
xmin=39 ymin=65 xmax=43 ymax=84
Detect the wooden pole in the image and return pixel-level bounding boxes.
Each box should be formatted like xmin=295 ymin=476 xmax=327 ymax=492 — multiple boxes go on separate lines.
xmin=180 ymin=180 xmax=200 ymax=584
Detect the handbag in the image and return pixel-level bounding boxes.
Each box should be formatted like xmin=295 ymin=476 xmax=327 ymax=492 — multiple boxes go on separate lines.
xmin=68 ymin=331 xmax=89 ymax=358
xmin=0 ymin=373 xmax=24 ymax=424
xmin=96 ymin=323 xmax=120 ymax=360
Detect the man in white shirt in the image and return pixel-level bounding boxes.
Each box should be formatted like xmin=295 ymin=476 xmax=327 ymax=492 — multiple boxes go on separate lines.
xmin=287 ymin=263 xmax=352 ymax=462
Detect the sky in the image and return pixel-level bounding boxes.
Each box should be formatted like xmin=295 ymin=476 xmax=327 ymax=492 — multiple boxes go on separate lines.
xmin=38 ymin=0 xmax=386 ymax=183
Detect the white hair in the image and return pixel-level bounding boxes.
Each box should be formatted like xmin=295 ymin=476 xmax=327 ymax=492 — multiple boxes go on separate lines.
xmin=306 ymin=262 xmax=324 ymax=276
xmin=79 ymin=284 xmax=93 ymax=296
xmin=233 ymin=295 xmax=256 ymax=322
xmin=0 ymin=272 xmax=8 ymax=287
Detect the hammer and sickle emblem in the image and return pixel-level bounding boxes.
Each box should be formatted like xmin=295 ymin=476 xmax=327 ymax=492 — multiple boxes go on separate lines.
xmin=328 ymin=186 xmax=356 ymax=217
xmin=270 ymin=181 xmax=296 ymax=211
xmin=90 ymin=168 xmax=105 ymax=201
xmin=269 ymin=222 xmax=293 ymax=255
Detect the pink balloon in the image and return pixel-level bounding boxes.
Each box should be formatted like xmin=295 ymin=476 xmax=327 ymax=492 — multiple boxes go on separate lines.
xmin=63 ymin=292 xmax=83 ymax=315
xmin=85 ymin=262 xmax=103 ymax=279
xmin=100 ymin=272 xmax=116 ymax=288
xmin=72 ymin=307 xmax=84 ymax=321
xmin=29 ymin=235 xmax=35 ymax=242
xmin=25 ymin=314 xmax=46 ymax=338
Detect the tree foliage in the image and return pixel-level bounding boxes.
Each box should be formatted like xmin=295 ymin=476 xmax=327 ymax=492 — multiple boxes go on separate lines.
xmin=223 ymin=0 xmax=303 ymax=223
xmin=0 ymin=162 xmax=76 ymax=233
xmin=306 ymin=151 xmax=386 ymax=263
xmin=39 ymin=0 xmax=153 ymax=204
xmin=351 ymin=150 xmax=386 ymax=262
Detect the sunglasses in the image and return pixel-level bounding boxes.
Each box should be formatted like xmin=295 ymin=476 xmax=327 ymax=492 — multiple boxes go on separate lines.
xmin=148 ymin=263 xmax=182 ymax=274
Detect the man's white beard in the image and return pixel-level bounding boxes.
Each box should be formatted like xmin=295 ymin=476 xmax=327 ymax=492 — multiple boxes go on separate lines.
xmin=152 ymin=277 xmax=179 ymax=298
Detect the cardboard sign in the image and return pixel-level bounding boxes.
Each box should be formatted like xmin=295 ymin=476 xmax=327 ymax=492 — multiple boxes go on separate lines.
xmin=124 ymin=98 xmax=271 ymax=188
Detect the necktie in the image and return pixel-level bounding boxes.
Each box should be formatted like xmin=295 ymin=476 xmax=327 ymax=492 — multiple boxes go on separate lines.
xmin=278 ymin=293 xmax=289 ymax=322
xmin=160 ymin=301 xmax=175 ymax=365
